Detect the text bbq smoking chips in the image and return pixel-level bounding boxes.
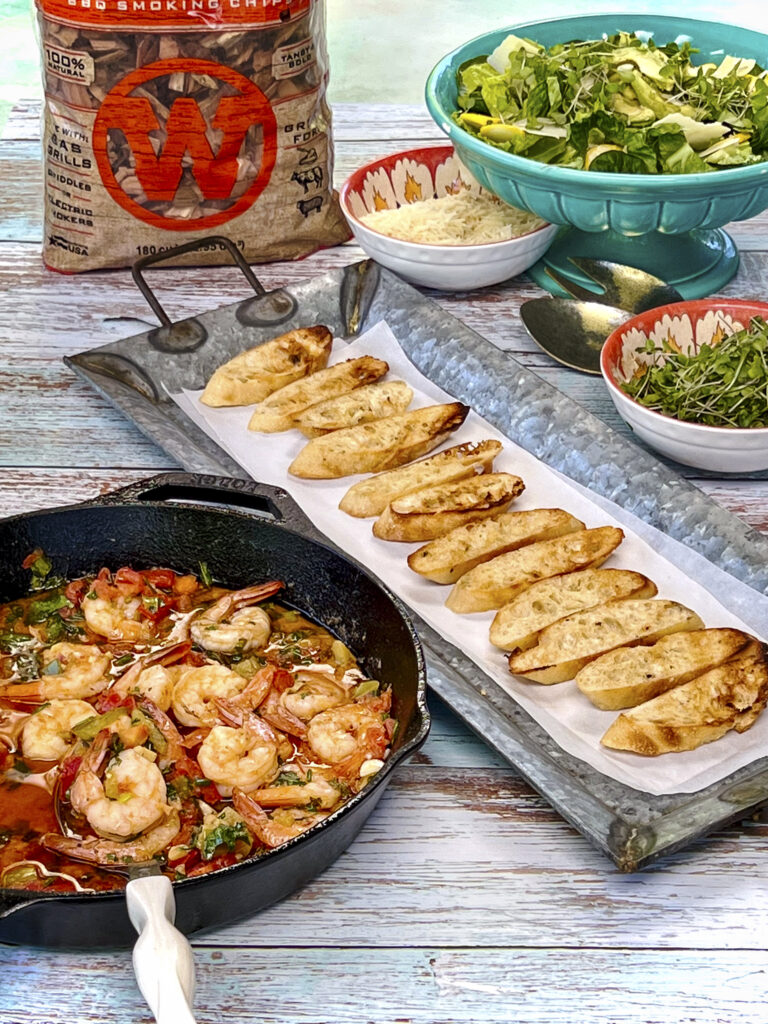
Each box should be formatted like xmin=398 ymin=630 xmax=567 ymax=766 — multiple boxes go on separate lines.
xmin=36 ymin=0 xmax=349 ymax=271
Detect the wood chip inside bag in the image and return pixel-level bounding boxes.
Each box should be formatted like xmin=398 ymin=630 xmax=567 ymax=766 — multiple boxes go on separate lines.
xmin=37 ymin=1 xmax=349 ymax=271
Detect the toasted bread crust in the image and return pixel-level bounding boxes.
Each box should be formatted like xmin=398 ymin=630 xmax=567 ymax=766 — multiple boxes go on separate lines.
xmin=201 ymin=326 xmax=332 ymax=407
xmin=295 ymin=380 xmax=414 ymax=437
xmin=289 ymin=403 xmax=470 ymax=479
xmin=446 ymin=525 xmax=624 ymax=614
xmin=373 ymin=473 xmax=525 ymax=542
xmin=576 ymin=627 xmax=753 ymax=710
xmin=248 ymin=356 xmax=389 ymax=433
xmin=407 ymin=508 xmax=584 ymax=585
xmin=339 ymin=439 xmax=502 ymax=518
xmin=601 ymin=641 xmax=768 ymax=755
xmin=489 ymin=568 xmax=657 ymax=651
xmin=508 ymin=598 xmax=705 ymax=684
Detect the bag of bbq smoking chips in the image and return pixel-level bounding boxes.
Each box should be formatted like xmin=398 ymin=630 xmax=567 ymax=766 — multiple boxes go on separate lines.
xmin=36 ymin=0 xmax=349 ymax=271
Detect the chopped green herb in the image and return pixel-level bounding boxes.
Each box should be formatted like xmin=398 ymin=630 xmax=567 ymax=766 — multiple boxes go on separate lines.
xmin=0 ymin=631 xmax=34 ymax=654
xmin=86 ymin=591 xmax=97 ymax=600
xmin=25 ymin=593 xmax=71 ymax=625
xmin=199 ymin=561 xmax=213 ymax=588
xmin=113 ymin=653 xmax=134 ymax=667
xmin=274 ymin=770 xmax=306 ymax=786
xmin=46 ymin=615 xmax=66 ymax=643
xmin=12 ymin=759 xmax=31 ymax=776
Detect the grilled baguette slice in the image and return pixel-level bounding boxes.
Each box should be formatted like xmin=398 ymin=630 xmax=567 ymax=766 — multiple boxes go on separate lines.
xmin=601 ymin=640 xmax=768 ymax=755
xmin=508 ymin=598 xmax=704 ymax=684
xmin=373 ymin=473 xmax=525 ymax=542
xmin=576 ymin=627 xmax=753 ymax=710
xmin=446 ymin=525 xmax=624 ymax=614
xmin=408 ymin=508 xmax=584 ymax=585
xmin=295 ymin=380 xmax=414 ymax=437
xmin=201 ymin=325 xmax=332 ymax=407
xmin=339 ymin=439 xmax=502 ymax=518
xmin=489 ymin=568 xmax=657 ymax=652
xmin=247 ymin=356 xmax=389 ymax=432
xmin=289 ymin=403 xmax=470 ymax=479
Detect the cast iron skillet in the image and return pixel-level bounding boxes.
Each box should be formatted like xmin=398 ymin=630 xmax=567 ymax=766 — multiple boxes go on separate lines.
xmin=0 ymin=473 xmax=429 ymax=948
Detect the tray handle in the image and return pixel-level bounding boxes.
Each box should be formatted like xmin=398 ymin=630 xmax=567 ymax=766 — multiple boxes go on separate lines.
xmin=91 ymin=472 xmax=323 ymax=543
xmin=132 ymin=237 xmax=266 ymax=327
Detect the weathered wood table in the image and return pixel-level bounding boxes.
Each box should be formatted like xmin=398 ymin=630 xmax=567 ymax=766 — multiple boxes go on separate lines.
xmin=2 ymin=99 xmax=768 ymax=1024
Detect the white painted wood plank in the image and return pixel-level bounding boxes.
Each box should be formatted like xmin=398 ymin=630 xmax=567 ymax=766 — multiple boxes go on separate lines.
xmin=1 ymin=946 xmax=766 ymax=1024
xmin=189 ymin=764 xmax=768 ymax=951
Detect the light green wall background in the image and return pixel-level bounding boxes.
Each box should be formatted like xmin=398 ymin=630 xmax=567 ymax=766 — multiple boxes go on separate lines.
xmin=3 ymin=1 xmax=767 ymax=130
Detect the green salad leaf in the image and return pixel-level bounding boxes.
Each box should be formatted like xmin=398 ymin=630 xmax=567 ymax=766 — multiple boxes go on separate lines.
xmin=454 ymin=31 xmax=768 ymax=173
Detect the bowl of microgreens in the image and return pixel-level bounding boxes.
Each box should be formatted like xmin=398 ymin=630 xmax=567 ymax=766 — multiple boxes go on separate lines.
xmin=600 ymin=298 xmax=768 ymax=472
xmin=425 ymin=15 xmax=768 ymax=299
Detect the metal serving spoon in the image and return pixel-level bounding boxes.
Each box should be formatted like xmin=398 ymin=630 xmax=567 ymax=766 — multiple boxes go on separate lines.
xmin=520 ymin=259 xmax=684 ymax=375
xmin=53 ymin=781 xmax=197 ymax=1024
xmin=545 ymin=258 xmax=684 ymax=313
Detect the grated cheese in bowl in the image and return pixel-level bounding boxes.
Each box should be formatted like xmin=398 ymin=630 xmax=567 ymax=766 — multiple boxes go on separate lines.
xmin=359 ymin=191 xmax=546 ymax=245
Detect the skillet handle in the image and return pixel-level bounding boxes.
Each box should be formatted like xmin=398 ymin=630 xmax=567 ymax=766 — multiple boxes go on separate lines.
xmin=92 ymin=471 xmax=322 ymax=541
xmin=127 ymin=875 xmax=197 ymax=1024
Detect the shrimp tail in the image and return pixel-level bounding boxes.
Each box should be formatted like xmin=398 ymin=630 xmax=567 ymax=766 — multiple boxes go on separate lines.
xmin=232 ymin=581 xmax=284 ymax=610
xmin=260 ymin=692 xmax=307 ymax=740
xmin=0 ymin=680 xmax=47 ymax=703
xmin=232 ymin=788 xmax=301 ymax=849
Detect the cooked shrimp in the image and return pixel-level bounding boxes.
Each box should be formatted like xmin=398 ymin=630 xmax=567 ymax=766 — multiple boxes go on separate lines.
xmin=112 ymin=641 xmax=191 ymax=710
xmin=69 ymin=734 xmax=170 ymax=841
xmin=41 ymin=807 xmax=181 ymax=866
xmin=137 ymin=699 xmax=186 ymax=769
xmin=232 ymin=788 xmax=326 ymax=849
xmin=171 ymin=663 xmax=246 ymax=727
xmin=281 ymin=670 xmax=347 ymax=722
xmin=82 ymin=592 xmax=154 ymax=643
xmin=307 ymin=699 xmax=390 ymax=779
xmin=0 ymin=643 xmax=110 ymax=702
xmin=190 ymin=581 xmax=283 ymax=654
xmin=20 ymin=699 xmax=94 ymax=761
xmin=197 ymin=715 xmax=279 ymax=795
xmin=251 ymin=766 xmax=341 ymax=810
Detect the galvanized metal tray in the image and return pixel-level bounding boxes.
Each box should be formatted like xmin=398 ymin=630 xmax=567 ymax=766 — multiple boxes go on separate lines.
xmin=66 ymin=245 xmax=768 ymax=871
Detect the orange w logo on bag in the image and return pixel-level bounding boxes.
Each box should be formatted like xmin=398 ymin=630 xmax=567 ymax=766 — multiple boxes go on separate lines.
xmin=93 ymin=59 xmax=278 ymax=231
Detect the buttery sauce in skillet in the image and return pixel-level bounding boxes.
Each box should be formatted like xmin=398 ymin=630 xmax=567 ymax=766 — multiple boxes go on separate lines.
xmin=0 ymin=556 xmax=394 ymax=893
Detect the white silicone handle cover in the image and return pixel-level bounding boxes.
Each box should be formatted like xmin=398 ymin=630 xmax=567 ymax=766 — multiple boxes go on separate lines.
xmin=126 ymin=875 xmax=198 ymax=1024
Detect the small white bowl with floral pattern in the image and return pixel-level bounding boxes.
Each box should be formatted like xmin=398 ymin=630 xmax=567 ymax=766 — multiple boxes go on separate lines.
xmin=601 ymin=299 xmax=768 ymax=472
xmin=339 ymin=145 xmax=557 ymax=290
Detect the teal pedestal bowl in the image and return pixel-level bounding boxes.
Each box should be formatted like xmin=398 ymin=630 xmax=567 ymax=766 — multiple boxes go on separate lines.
xmin=425 ymin=14 xmax=768 ymax=297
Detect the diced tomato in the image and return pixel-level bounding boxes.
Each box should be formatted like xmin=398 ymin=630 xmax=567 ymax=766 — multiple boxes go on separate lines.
xmin=143 ymin=568 xmax=176 ymax=590
xmin=170 ymin=848 xmax=201 ymax=875
xmin=271 ymin=667 xmax=295 ymax=693
xmin=95 ymin=691 xmax=136 ymax=714
xmin=138 ymin=599 xmax=175 ymax=623
xmin=93 ymin=567 xmax=117 ymax=601
xmin=187 ymin=852 xmax=240 ymax=877
xmin=64 ymin=578 xmax=89 ymax=607
xmin=114 ymin=566 xmax=145 ymax=597
xmin=195 ymin=778 xmax=221 ymax=804
xmin=58 ymin=755 xmax=82 ymax=796
xmin=21 ymin=549 xmax=43 ymax=570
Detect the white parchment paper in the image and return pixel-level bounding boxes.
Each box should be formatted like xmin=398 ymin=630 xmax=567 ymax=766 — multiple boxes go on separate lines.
xmin=170 ymin=321 xmax=768 ymax=796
